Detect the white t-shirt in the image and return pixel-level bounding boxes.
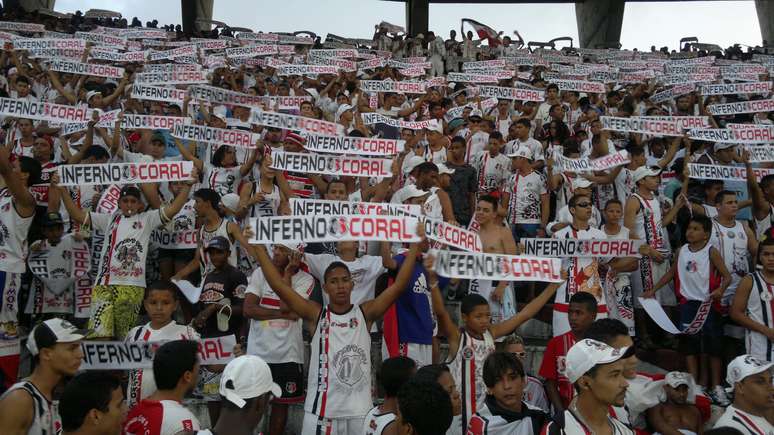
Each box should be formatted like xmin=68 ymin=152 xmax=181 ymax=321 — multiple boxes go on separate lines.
xmin=714 ymin=405 xmax=774 ymax=435
xmin=0 ymin=189 xmax=34 ymax=273
xmin=304 ymin=254 xmax=386 ymax=305
xmin=123 ymin=399 xmax=200 ymax=435
xmin=471 ymin=152 xmax=511 ymax=194
xmin=245 ymin=268 xmax=314 ymax=364
xmin=125 ymin=322 xmax=200 ymax=407
xmin=90 ymin=209 xmax=167 ymax=287
xmin=505 ymin=138 xmax=545 ymax=162
xmin=505 ymin=171 xmax=547 ymax=225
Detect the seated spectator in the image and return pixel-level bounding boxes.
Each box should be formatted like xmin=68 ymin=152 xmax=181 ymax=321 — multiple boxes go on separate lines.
xmin=646 ymin=371 xmax=702 ymax=435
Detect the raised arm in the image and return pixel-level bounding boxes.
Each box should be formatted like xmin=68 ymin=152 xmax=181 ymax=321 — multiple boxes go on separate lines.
xmin=239 ymin=146 xmax=259 ymax=177
xmin=50 ymin=173 xmax=87 ymax=225
xmin=362 ymin=236 xmax=421 ymax=323
xmin=252 ymin=245 xmax=321 ymax=323
xmin=425 ymin=254 xmax=461 ymax=349
xmin=0 ymin=145 xmax=35 ymax=216
xmin=744 ymin=150 xmax=770 ymax=221
xmin=490 ymin=280 xmax=561 ymax=339
xmin=175 ymin=138 xmax=203 ymax=172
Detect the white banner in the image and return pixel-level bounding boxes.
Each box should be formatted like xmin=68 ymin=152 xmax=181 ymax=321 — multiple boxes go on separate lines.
xmin=172 ymin=124 xmax=257 ymax=148
xmin=309 ymin=48 xmax=358 ymax=58
xmin=687 ymin=128 xmax=772 ymax=144
xmin=447 ymin=72 xmax=500 ymax=83
xmin=262 ymin=95 xmax=311 ymax=110
xmin=664 ymin=65 xmax=719 ymax=75
xmin=250 ymin=109 xmax=339 ymax=135
xmin=122 ymin=114 xmax=188 ymax=131
xmin=290 ymin=198 xmax=420 ymax=217
xmin=700 ymin=82 xmax=772 ymax=95
xmin=421 ymin=218 xmax=483 ymax=253
xmin=477 ymin=85 xmax=544 ymax=102
xmin=270 ymin=150 xmax=392 ymax=177
xmin=639 ymin=297 xmax=712 ymax=335
xmin=225 ymin=44 xmax=278 ymax=58
xmin=249 ymin=215 xmax=420 ymax=244
xmin=189 ymin=84 xmax=264 ymax=107
xmin=74 ymin=31 xmax=126 ymax=48
xmin=552 ymin=79 xmax=606 ymax=93
xmin=601 ymin=116 xmax=682 ymax=136
xmin=430 ymin=249 xmax=563 ymax=282
xmin=359 ymin=80 xmax=427 ymax=94
xmin=554 ymin=150 xmax=630 ymax=172
xmin=80 ymin=336 xmax=237 ymax=370
xmin=360 ymin=112 xmax=436 ymax=130
xmin=57 ymin=161 xmax=194 ymax=186
xmin=302 ymin=133 xmax=404 ymax=155
xmin=358 ymin=57 xmax=387 ymax=70
xmin=308 ymin=55 xmax=357 ymax=72
xmin=276 ymin=64 xmax=339 ymax=76
xmin=90 ymin=49 xmax=147 ymax=63
xmin=48 ymin=59 xmax=124 ymax=79
xmin=0 ymin=21 xmax=44 ymax=33
xmin=0 ymin=98 xmax=90 ymax=123
xmin=649 ymin=83 xmax=695 ymax=104
xmin=746 ymin=145 xmax=774 ymax=163
xmin=688 ymin=163 xmax=774 ymax=181
xmin=659 ymin=74 xmax=716 ymax=85
xmin=521 ymin=238 xmax=642 ymax=258
xmin=147 ymin=45 xmax=196 ymax=61
xmin=134 ymin=70 xmax=209 ymax=85
xmin=463 ymin=59 xmax=506 ymax=70
xmin=707 ymin=99 xmax=774 ymax=115
xmin=130 ymin=84 xmax=186 ymax=103
xmin=639 ymin=115 xmax=710 ymax=130
xmin=13 ymin=38 xmax=85 ymax=50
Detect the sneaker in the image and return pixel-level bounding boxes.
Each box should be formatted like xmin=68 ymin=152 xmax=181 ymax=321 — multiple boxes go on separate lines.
xmin=710 ymin=385 xmax=730 ymax=406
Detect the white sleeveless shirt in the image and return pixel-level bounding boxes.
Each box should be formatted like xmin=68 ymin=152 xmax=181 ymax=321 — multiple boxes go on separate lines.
xmin=710 ymin=219 xmax=749 ymax=303
xmin=447 ymin=329 xmax=495 ymax=431
xmin=198 ymin=218 xmax=238 ymax=276
xmin=363 ymin=406 xmax=396 ymax=435
xmin=305 ymin=305 xmax=372 ymax=418
xmin=631 ymin=193 xmax=665 ymax=251
xmin=746 ymin=272 xmax=774 ymax=361
xmin=0 ymin=189 xmax=33 ymax=273
xmin=676 ymin=242 xmax=712 ymax=302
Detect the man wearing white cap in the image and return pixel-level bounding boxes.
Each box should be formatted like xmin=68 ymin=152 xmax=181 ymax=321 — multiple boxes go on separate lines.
xmin=244 ymin=242 xmax=314 ymax=435
xmin=546 ymin=178 xmax=601 ymax=236
xmin=0 ymin=318 xmax=86 ymax=435
xmin=542 ymin=339 xmax=635 ymax=435
xmin=646 ymin=372 xmax=702 ymax=435
xmin=714 ymin=355 xmax=774 ymax=435
xmin=202 ymin=355 xmax=281 ymax=435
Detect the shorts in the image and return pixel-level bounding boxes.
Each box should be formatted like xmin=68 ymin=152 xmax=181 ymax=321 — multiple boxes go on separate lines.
xmin=88 ymin=285 xmax=144 ymax=340
xmin=157 ymin=248 xmax=196 ymax=262
xmin=269 ymin=362 xmax=305 ymax=404
xmin=301 ymin=412 xmax=365 ymax=435
xmin=381 ymin=340 xmax=433 ymax=368
xmin=510 ymin=223 xmax=540 ymax=243
xmin=195 ymin=365 xmax=223 ymax=402
xmin=678 ymin=301 xmax=723 ymax=356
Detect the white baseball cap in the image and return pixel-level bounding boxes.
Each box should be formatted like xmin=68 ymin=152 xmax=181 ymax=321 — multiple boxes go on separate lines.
xmin=726 ymin=354 xmax=774 ymax=390
xmin=27 ymin=318 xmax=88 ymax=356
xmin=714 ymin=142 xmax=736 ymax=151
xmin=437 ymin=163 xmax=455 ymax=175
xmin=571 ymin=177 xmax=593 ymax=190
xmin=632 ymin=166 xmax=661 ymax=183
xmin=403 ymin=155 xmax=425 ymax=175
xmin=424 ymin=119 xmax=443 ymax=134
xmin=665 ymin=371 xmax=692 ymax=388
xmin=335 ymin=104 xmax=353 ymax=123
xmin=220 ymin=355 xmax=282 ymax=408
xmin=507 ymin=145 xmax=532 ymax=159
xmin=275 ymin=243 xmax=303 ymax=253
xmin=85 ymin=90 xmax=102 ymax=102
xmin=468 ymin=109 xmax=483 ymax=119
xmin=220 ymin=193 xmax=240 ymax=212
xmin=565 ymin=339 xmax=632 ymax=383
xmin=402 ymin=184 xmax=428 ymax=201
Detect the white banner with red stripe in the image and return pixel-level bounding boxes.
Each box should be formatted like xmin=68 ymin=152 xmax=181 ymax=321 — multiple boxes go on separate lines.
xmin=13 ymin=38 xmax=85 ymax=50
xmin=477 ymin=85 xmax=544 ymax=102
xmin=360 ymin=80 xmax=427 ymax=94
xmin=80 ymin=335 xmax=237 ymax=369
xmin=601 ymin=116 xmax=682 ymax=136
xmin=47 ymin=59 xmax=124 ymax=78
xmin=639 ymin=115 xmax=710 ymax=130
xmin=552 ymin=79 xmax=606 ymax=93
xmin=700 ymin=82 xmax=772 ymax=95
xmin=134 ymin=70 xmax=208 ymax=85
xmin=521 ymin=238 xmax=642 ymax=258
xmin=130 ymin=83 xmax=186 ymax=103
xmin=430 ymin=249 xmax=563 ymax=282
xmin=249 ymin=214 xmax=421 ymax=244
xmin=172 ymin=124 xmax=257 ymax=147
xmin=250 ymin=109 xmax=340 ymax=135
xmin=707 ymin=99 xmax=774 ymax=115
xmin=688 ymin=163 xmax=774 ymax=181
xmin=554 ymin=150 xmax=630 ymax=172
xmin=0 ymin=97 xmax=91 ymax=123
xmin=361 ymin=112 xmax=436 ymax=130
xmin=89 ymin=49 xmax=147 ymax=63
xmin=270 ymin=150 xmax=392 ymax=177
xmin=302 ymin=133 xmax=404 ymax=155
xmin=57 ymin=161 xmax=194 ymax=186
xmin=276 ymin=64 xmax=339 ymax=76
xmin=447 ymin=72 xmax=501 ymax=83
xmin=189 ymin=84 xmax=264 ymax=107
xmin=639 ymin=297 xmax=712 ymax=335
xmin=290 ymin=198 xmax=420 ymax=217
xmin=649 ymin=83 xmax=695 ymax=104
xmin=687 ymin=128 xmax=773 ymax=144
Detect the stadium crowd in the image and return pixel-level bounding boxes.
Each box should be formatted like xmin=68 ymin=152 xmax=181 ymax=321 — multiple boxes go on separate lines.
xmin=0 ymin=4 xmax=772 ymax=435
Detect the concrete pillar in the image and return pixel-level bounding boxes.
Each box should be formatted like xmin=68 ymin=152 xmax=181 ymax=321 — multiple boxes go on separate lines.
xmin=575 ymin=0 xmax=625 ymax=49
xmin=757 ymin=0 xmax=773 ymax=47
xmin=181 ymin=0 xmax=214 ymax=36
xmin=405 ymin=0 xmax=428 ymax=37
xmin=5 ymin=0 xmax=55 ymax=12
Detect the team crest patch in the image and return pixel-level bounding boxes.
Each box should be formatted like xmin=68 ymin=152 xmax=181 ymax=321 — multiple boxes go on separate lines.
xmin=286 ymin=381 xmax=297 ymax=393
xmin=462 ymin=345 xmax=474 ymax=360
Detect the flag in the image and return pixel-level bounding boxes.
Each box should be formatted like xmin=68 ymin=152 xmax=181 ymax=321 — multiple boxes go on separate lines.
xmin=461 ymin=18 xmax=501 ymax=47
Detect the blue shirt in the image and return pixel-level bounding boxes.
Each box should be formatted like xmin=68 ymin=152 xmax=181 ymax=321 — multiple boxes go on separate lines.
xmin=393 ymin=253 xmax=448 ymax=344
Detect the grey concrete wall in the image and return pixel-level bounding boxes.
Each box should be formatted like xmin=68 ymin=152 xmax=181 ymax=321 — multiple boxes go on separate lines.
xmin=757 ymin=0 xmax=774 ymax=46
xmin=575 ymin=0 xmax=626 ymax=48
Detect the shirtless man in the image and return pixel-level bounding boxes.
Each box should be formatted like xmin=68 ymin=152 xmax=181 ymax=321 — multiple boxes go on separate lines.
xmin=647 ymin=372 xmax=703 ymax=435
xmin=472 ymin=195 xmax=518 ymax=324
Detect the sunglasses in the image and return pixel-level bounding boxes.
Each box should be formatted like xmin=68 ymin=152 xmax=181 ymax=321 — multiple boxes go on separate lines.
xmin=575 ymin=202 xmax=592 ymax=208
xmin=510 ymin=351 xmax=527 ymax=359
